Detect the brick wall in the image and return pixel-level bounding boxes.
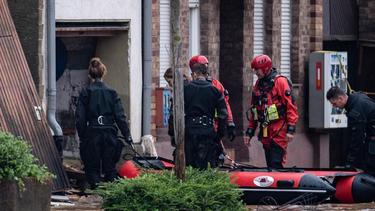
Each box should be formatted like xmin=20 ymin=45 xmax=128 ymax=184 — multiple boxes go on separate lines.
xmin=8 ymin=0 xmax=44 ymax=97
xmin=242 ymin=0 xmax=253 ymax=130
xmin=359 ymin=0 xmax=375 ymax=41
xmin=151 ymin=0 xmax=160 ymax=136
xmin=291 ymin=0 xmax=312 ymax=133
xmin=263 ymin=0 xmax=281 ymax=68
xmin=200 ymin=0 xmax=220 ymax=78
xmin=291 ymin=0 xmax=311 ymax=84
xmin=239 ymin=0 xmax=254 ymax=162
xmin=264 ymin=0 xmax=273 ymax=57
xmin=179 ymin=0 xmax=190 ymax=74
xmin=273 ymin=0 xmax=281 ymax=69
xmin=310 ymin=0 xmax=323 ymax=51
xmin=289 ymin=0 xmax=324 ymax=134
xmin=169 ymin=0 xmax=190 ymax=75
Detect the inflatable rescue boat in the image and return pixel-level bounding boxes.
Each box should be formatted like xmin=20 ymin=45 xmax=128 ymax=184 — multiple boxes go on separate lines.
xmin=118 ymin=157 xmax=375 ymax=205
xmin=229 ymin=169 xmax=335 ymax=205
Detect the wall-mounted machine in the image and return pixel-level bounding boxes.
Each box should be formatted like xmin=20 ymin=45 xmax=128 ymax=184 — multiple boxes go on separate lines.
xmin=309 ymin=51 xmax=348 ymax=129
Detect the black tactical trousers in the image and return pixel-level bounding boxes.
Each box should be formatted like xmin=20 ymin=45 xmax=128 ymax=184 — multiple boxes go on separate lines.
xmin=264 ymin=141 xmax=285 ymax=168
xmin=80 ymin=128 xmax=119 ymax=188
xmin=185 ymin=129 xmax=218 ymax=169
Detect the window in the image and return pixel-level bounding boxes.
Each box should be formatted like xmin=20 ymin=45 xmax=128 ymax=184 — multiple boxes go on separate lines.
xmin=189 ymin=0 xmax=200 ymax=58
xmin=253 ymin=0 xmax=264 ymax=83
xmin=280 ymin=0 xmax=291 ymax=79
xmin=160 ymin=0 xmax=171 ymax=87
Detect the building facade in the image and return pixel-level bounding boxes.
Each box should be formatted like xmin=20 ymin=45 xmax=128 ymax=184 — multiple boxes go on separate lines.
xmin=151 ymin=0 xmax=351 ymax=168
xmin=8 ymin=0 xmax=375 ymax=167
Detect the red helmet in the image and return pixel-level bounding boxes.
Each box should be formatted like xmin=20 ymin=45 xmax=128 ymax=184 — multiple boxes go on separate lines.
xmin=189 ymin=55 xmax=209 ymax=70
xmin=251 ymin=54 xmax=272 ymax=75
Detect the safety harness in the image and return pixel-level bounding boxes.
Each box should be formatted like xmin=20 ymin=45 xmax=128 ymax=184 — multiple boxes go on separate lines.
xmin=251 ymin=70 xmax=295 ymax=138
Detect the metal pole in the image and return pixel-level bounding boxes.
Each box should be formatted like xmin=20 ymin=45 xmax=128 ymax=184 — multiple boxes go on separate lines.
xmin=142 ymin=0 xmax=152 ymax=136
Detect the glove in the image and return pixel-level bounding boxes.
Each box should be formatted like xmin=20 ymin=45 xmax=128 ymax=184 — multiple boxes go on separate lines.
xmin=227 ymin=123 xmax=236 ymax=142
xmin=244 ymin=128 xmax=255 ymax=146
xmin=245 ymin=128 xmax=255 ymax=138
xmin=287 ymin=124 xmax=296 ymax=134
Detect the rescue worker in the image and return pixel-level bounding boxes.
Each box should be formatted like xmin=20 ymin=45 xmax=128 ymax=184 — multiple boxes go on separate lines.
xmin=327 ymin=87 xmax=375 ymax=176
xmin=184 ymin=61 xmax=228 ymax=169
xmin=188 ymin=55 xmax=236 ymax=142
xmin=75 ymin=57 xmax=132 ymax=188
xmin=188 ymin=55 xmax=236 ymax=166
xmin=244 ymin=54 xmax=298 ymax=168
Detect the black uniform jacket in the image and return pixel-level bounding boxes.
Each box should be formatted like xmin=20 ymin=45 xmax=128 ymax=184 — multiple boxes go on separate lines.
xmin=184 ymin=79 xmax=228 ymax=137
xmin=344 ymin=92 xmax=375 ymax=167
xmin=75 ymin=80 xmax=131 ymax=140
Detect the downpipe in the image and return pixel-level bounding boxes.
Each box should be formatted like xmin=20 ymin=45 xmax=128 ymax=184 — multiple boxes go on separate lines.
xmin=141 ymin=0 xmax=157 ymax=156
xmin=47 ymin=0 xmax=63 ymax=157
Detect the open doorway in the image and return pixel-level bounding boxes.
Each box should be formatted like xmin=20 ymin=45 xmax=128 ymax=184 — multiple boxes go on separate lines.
xmin=55 ymin=22 xmax=129 ymax=158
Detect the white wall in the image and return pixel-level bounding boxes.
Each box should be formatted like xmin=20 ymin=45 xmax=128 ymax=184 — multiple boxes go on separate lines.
xmin=55 ymin=0 xmax=143 ymax=142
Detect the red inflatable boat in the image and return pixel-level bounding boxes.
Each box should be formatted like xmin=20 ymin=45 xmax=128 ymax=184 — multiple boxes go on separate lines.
xmin=230 ymin=169 xmax=335 ymax=205
xmin=228 ymin=166 xmax=375 ymax=205
xmin=329 ymin=172 xmax=375 ymax=203
xmin=118 ymin=157 xmax=375 ymax=205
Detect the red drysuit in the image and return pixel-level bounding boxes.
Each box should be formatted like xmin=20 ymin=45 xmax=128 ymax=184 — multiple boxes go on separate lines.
xmin=248 ymin=71 xmax=298 ymax=164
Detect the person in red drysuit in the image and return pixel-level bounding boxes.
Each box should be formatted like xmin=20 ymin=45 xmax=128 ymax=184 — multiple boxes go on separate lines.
xmin=244 ymin=54 xmax=298 ymax=168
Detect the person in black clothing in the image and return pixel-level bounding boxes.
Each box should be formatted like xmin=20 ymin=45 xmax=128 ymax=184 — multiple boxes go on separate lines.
xmin=164 ymin=67 xmax=191 ymax=160
xmin=327 ymin=87 xmax=375 ymax=176
xmin=75 ymin=57 xmax=132 ymax=188
xmin=184 ymin=62 xmax=228 ymax=169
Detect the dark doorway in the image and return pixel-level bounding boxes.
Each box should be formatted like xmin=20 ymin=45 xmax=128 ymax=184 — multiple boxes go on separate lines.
xmin=219 ymin=0 xmax=248 ymax=161
xmin=358 ymin=45 xmax=375 ymax=95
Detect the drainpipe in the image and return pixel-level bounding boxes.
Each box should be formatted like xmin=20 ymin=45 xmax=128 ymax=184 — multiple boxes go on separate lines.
xmin=47 ymin=0 xmax=63 ymax=156
xmin=142 ymin=0 xmax=152 ymax=136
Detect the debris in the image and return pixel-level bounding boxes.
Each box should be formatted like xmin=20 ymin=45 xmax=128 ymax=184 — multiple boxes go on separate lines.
xmin=51 ymin=195 xmax=71 ymax=202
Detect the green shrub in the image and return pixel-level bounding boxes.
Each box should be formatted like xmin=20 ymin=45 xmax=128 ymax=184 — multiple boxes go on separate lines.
xmin=0 ymin=131 xmax=53 ymax=190
xmin=93 ymin=167 xmax=246 ymax=211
